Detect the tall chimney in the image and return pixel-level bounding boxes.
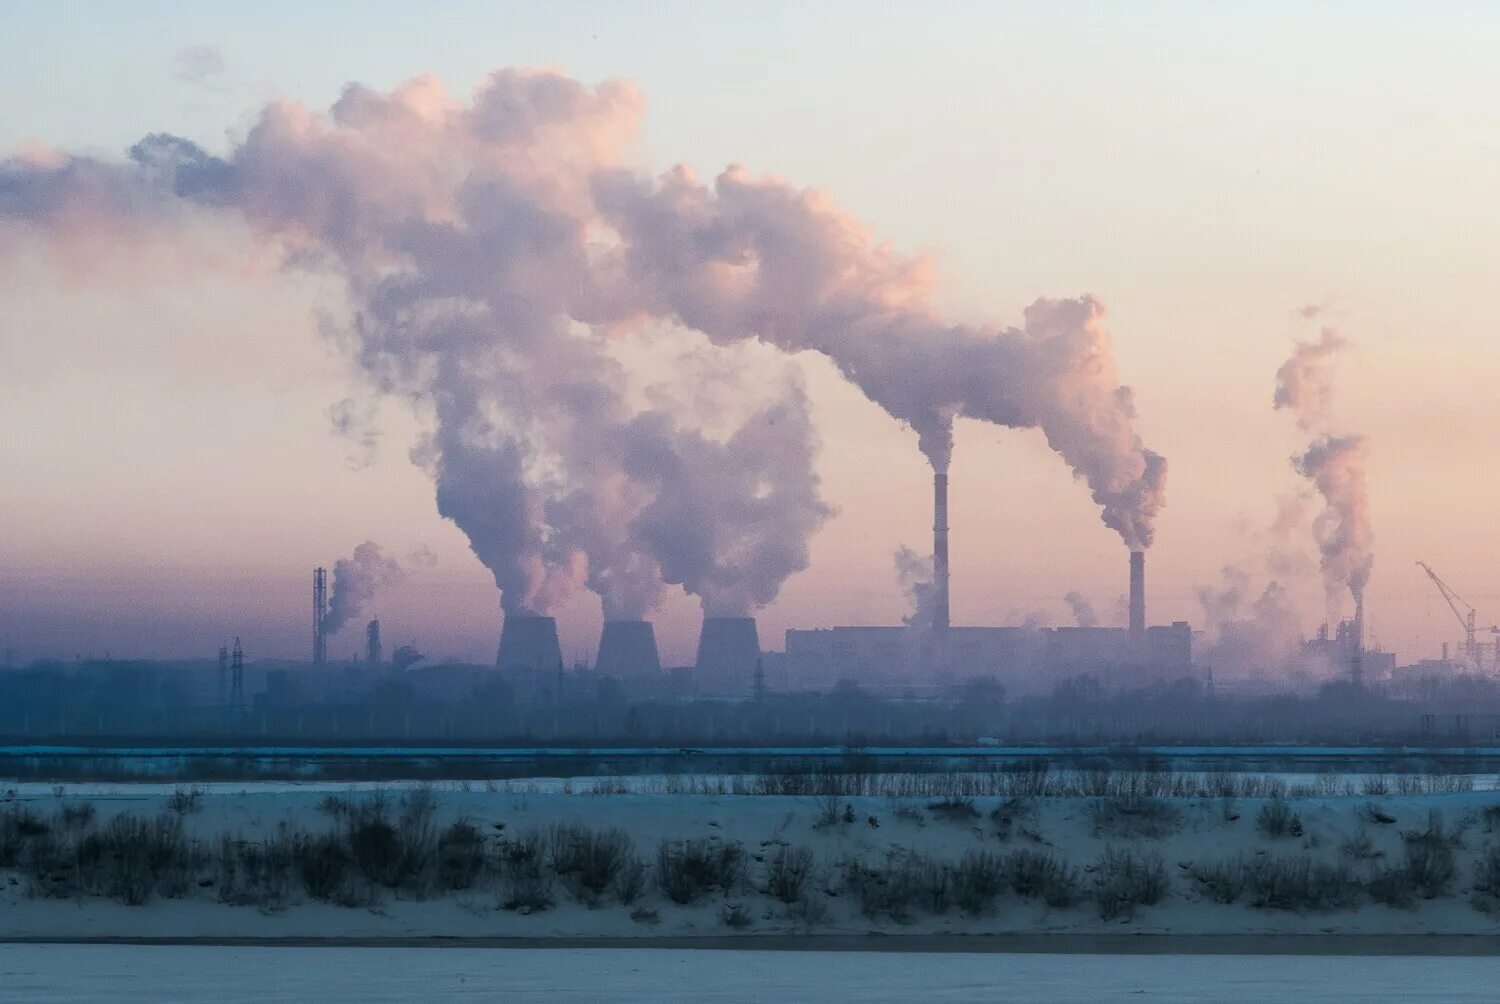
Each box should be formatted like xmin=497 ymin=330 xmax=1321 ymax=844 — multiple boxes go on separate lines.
xmin=933 ymin=470 xmax=950 ymax=635
xmin=1128 ymin=550 xmax=1145 ymax=643
xmin=366 ymin=618 xmax=382 ymax=669
xmin=313 ymin=567 xmax=328 ymax=665
xmin=1350 ymin=595 xmax=1364 ymax=684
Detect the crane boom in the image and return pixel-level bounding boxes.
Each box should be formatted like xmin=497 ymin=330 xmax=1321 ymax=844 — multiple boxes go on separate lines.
xmin=1416 ymin=561 xmax=1478 ymax=664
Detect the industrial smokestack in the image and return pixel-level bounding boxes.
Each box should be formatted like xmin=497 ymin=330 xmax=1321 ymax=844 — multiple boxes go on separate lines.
xmin=1351 ymin=596 xmax=1364 ymax=684
xmin=497 ymin=614 xmax=563 ymax=673
xmin=366 ymin=618 xmax=382 ymax=669
xmin=1129 ymin=550 xmax=1145 ymax=644
xmin=695 ymin=617 xmax=760 ymax=695
xmin=933 ymin=471 xmax=950 ymax=635
xmin=595 ymin=620 xmax=662 ymax=677
xmin=313 ymin=567 xmax=328 ymax=665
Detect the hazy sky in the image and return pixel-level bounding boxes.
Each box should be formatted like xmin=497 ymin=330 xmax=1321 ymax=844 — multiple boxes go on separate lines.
xmin=3 ymin=2 xmax=1499 ymax=667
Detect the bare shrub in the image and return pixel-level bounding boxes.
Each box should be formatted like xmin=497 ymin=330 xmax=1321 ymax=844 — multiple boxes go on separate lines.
xmin=218 ymin=832 xmax=295 ymax=908
xmin=166 ymin=787 xmax=203 ymax=815
xmin=346 ymin=809 xmax=403 ymax=888
xmin=498 ymin=829 xmax=553 ymax=911
xmin=1092 ymin=847 xmax=1168 ymax=920
xmin=1339 ymin=830 xmax=1381 ymax=862
xmin=764 ymin=845 xmax=815 ymax=905
xmin=951 ymin=849 xmax=1006 ymax=915
xmin=73 ymin=813 xmax=200 ymax=905
xmin=550 ymin=824 xmax=634 ymax=904
xmin=0 ymin=805 xmax=50 ymax=867
xmin=615 ymin=855 xmax=648 ymax=905
xmin=1086 ymin=796 xmax=1181 ymax=839
xmin=1256 ymin=798 xmax=1304 ymax=839
xmin=294 ymin=831 xmax=350 ymax=903
xmin=1245 ymin=855 xmax=1359 ymax=911
xmin=841 ymin=853 xmax=924 ymax=923
xmin=656 ymin=839 xmax=745 ymax=904
xmin=1399 ymin=810 xmax=1459 ymax=899
xmin=1471 ymin=843 xmax=1500 ymax=912
xmin=1186 ymin=857 xmax=1248 ymax=904
xmin=435 ymin=819 xmax=487 ymax=892
xmin=1361 ymin=776 xmax=1391 ymax=796
xmin=1003 ymin=849 xmax=1082 ymax=906
xmin=927 ymin=796 xmax=980 ymax=823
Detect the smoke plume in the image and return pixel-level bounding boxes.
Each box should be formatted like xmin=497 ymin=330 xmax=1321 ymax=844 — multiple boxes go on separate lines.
xmin=322 ymin=541 xmax=403 ymax=635
xmin=894 ymin=546 xmax=938 ymax=632
xmin=0 ymin=67 xmax=1167 ymax=620
xmin=1273 ymin=326 xmax=1348 ymax=432
xmin=1273 ymin=318 xmax=1373 ymax=624
xmin=1063 ymin=591 xmax=1098 ymax=628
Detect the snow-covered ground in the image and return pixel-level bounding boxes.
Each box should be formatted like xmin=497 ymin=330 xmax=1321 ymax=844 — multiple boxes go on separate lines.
xmin=2 ymin=945 xmax=1498 ymax=1002
xmin=5 ymin=783 xmax=1500 ymax=939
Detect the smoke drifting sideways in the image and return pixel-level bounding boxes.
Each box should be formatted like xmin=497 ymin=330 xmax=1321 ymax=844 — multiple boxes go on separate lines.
xmin=0 ymin=68 xmax=1165 ymax=621
xmin=1273 ymin=321 xmax=1374 ymax=624
xmin=321 ymin=541 xmax=403 ymax=636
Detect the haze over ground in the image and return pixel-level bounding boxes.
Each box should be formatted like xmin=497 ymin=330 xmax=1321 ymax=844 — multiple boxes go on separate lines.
xmin=2 ymin=2 xmax=1496 ymax=667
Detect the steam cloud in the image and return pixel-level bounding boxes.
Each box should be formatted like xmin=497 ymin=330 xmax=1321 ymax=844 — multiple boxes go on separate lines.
xmin=322 ymin=541 xmax=402 ymax=635
xmin=0 ymin=68 xmax=1166 ymax=620
xmin=894 ymin=546 xmax=939 ymax=632
xmin=1063 ymin=591 xmax=1098 ymax=629
xmin=1273 ymin=317 xmax=1373 ymax=624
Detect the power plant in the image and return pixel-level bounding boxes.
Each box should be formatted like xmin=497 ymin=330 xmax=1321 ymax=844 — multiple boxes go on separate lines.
xmin=497 ymin=614 xmax=564 ymax=674
xmin=695 ymin=617 xmax=761 ymax=694
xmin=595 ymin=620 xmax=662 ymax=677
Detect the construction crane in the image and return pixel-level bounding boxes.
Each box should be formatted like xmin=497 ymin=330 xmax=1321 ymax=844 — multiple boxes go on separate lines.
xmin=1415 ymin=561 xmax=1490 ymax=667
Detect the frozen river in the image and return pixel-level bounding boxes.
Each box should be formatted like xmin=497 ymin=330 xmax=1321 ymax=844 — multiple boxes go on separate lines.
xmin=3 ymin=945 xmax=1498 ymax=1002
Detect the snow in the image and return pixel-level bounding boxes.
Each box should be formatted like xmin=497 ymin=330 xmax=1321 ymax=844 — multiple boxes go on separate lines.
xmin=1 ymin=945 xmax=1497 ymax=1002
xmin=5 ymin=782 xmax=1500 ymax=940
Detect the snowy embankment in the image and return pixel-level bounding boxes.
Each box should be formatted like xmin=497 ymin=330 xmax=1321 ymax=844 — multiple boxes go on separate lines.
xmin=4 ymin=776 xmax=1500 ymax=940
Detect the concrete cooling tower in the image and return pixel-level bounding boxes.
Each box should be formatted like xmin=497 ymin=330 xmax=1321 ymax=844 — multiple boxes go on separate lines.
xmin=595 ymin=620 xmax=663 ymax=677
xmin=694 ymin=616 xmax=760 ymax=693
xmin=496 ymin=614 xmax=563 ymax=673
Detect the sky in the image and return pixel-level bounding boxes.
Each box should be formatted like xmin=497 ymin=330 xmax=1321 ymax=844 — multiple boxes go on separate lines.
xmin=3 ymin=2 xmax=1499 ymax=668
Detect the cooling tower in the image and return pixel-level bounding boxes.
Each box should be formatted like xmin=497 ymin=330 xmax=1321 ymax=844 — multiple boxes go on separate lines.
xmin=595 ymin=620 xmax=663 ymax=677
xmin=496 ymin=614 xmax=563 ymax=673
xmin=1128 ymin=550 xmax=1145 ymax=643
xmin=933 ymin=470 xmax=950 ymax=635
xmin=695 ymin=616 xmax=760 ymax=692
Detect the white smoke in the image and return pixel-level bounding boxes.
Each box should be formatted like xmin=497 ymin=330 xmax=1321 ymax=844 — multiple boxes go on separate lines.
xmin=322 ymin=541 xmax=403 ymax=636
xmin=894 ymin=546 xmax=938 ymax=632
xmin=1273 ymin=316 xmax=1373 ymax=625
xmin=1063 ymin=591 xmax=1098 ymax=628
xmin=0 ymin=67 xmax=1167 ymax=620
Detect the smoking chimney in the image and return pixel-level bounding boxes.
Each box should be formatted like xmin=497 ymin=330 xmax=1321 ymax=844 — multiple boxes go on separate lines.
xmin=1350 ymin=596 xmax=1364 ymax=684
xmin=497 ymin=614 xmax=563 ymax=673
xmin=596 ymin=620 xmax=662 ymax=677
xmin=695 ymin=617 xmax=760 ymax=695
xmin=366 ymin=618 xmax=382 ymax=669
xmin=1128 ymin=550 xmax=1145 ymax=644
xmin=313 ymin=567 xmax=328 ymax=665
xmin=933 ymin=470 xmax=950 ymax=635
